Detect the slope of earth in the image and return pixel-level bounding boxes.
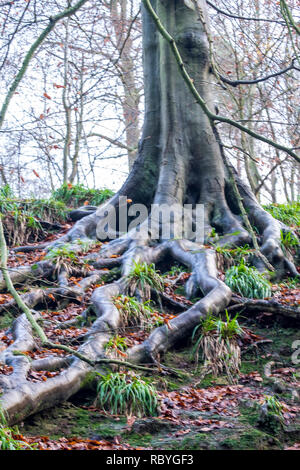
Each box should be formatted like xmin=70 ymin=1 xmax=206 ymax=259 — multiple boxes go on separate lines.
xmin=0 ymin=220 xmax=299 ymax=451
xmin=15 ymin=313 xmax=300 ymax=450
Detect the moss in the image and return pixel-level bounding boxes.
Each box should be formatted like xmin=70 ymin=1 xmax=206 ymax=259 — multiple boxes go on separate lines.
xmin=151 ymin=426 xmax=277 ymax=451
xmin=221 ymin=428 xmax=281 ymax=450
xmin=258 ymin=411 xmax=284 ymax=435
xmin=71 ymin=409 xmax=128 ymax=439
xmin=79 ymin=371 xmax=98 ymax=390
xmin=238 ymin=402 xmax=261 ymax=427
xmin=101 ymin=267 xmax=121 ymax=283
xmin=0 ymin=312 xmax=14 ymax=329
xmin=126 ymin=432 xmax=153 ymax=447
xmin=161 ymin=432 xmax=212 ymax=450
xmin=196 ymin=373 xmax=230 ymax=388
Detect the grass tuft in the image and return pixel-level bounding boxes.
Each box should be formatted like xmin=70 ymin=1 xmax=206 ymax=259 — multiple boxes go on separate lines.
xmin=225 ymin=260 xmax=271 ymax=299
xmin=96 ymin=371 xmax=159 ymax=417
xmin=113 ymin=295 xmax=155 ymax=331
xmin=126 ymin=262 xmax=164 ymax=301
xmin=192 ymin=311 xmax=245 ymax=382
xmin=262 ymin=395 xmax=284 ymax=418
xmin=104 ymin=335 xmax=129 ymax=358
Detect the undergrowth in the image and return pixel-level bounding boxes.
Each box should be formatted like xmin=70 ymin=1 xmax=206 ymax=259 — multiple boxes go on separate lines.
xmin=45 ymin=242 xmax=93 ymax=273
xmin=262 ymin=395 xmax=284 ymax=418
xmin=45 ymin=244 xmax=80 ymax=273
xmin=113 ymin=295 xmax=154 ymax=332
xmin=51 ymin=183 xmax=114 ymax=207
xmin=225 ymin=260 xmax=272 ymax=299
xmin=0 ymin=183 xmax=113 ymax=246
xmin=95 ymin=371 xmax=159 ymax=417
xmin=126 ymin=262 xmax=164 ymax=301
xmin=0 ymin=405 xmax=36 ymax=450
xmin=280 ymin=230 xmax=299 ymax=250
xmin=192 ymin=311 xmax=245 ymax=383
xmin=215 ymin=244 xmax=252 ymax=263
xmin=263 ymin=201 xmax=300 ymax=227
xmin=104 ymin=335 xmax=129 ymax=358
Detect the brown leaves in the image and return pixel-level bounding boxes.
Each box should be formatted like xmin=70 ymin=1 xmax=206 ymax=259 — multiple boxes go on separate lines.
xmin=240 ymin=371 xmax=263 ymax=383
xmin=11 ymin=434 xmax=137 ymax=451
xmin=285 ymin=442 xmax=300 ymax=451
xmin=27 ymin=369 xmax=61 ymax=383
xmin=0 ymin=331 xmax=13 ymax=346
xmin=43 ymin=92 xmax=51 ymax=100
xmin=174 ymin=428 xmax=191 ymax=436
xmin=0 ymin=364 xmax=13 ymax=375
xmin=0 ymin=293 xmax=13 ymax=304
xmin=22 ymin=347 xmax=67 ymax=360
xmin=125 ymin=415 xmax=136 ymax=432
xmin=7 ymin=248 xmax=46 ymax=269
xmin=272 ymin=284 xmax=300 ymax=306
xmin=159 ymin=385 xmax=263 ymax=418
xmin=45 ymin=325 xmax=88 ymax=342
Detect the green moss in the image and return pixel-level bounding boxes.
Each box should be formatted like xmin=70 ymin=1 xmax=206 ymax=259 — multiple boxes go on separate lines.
xmin=126 ymin=432 xmax=153 ymax=447
xmin=101 ymin=267 xmax=121 ymax=283
xmin=0 ymin=312 xmax=14 ymax=329
xmin=79 ymin=372 xmax=98 ymax=390
xmin=238 ymin=402 xmax=261 ymax=427
xmin=221 ymin=428 xmax=281 ymax=450
xmin=163 ymin=432 xmax=212 ymax=450
xmin=71 ymin=409 xmax=128 ymax=439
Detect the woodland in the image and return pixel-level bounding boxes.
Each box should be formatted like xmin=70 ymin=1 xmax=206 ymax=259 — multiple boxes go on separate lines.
xmin=0 ymin=0 xmax=299 ymax=452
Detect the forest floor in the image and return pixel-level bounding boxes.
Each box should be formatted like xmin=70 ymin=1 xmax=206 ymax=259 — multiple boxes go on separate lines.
xmin=0 ymin=223 xmax=299 ymax=451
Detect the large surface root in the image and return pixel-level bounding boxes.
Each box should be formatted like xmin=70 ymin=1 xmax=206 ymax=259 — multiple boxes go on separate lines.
xmin=235 ymin=176 xmax=298 ymax=278
xmin=0 ymin=271 xmax=123 ymax=425
xmin=0 ymin=187 xmax=298 ymax=425
xmin=127 ymin=240 xmax=231 ymax=363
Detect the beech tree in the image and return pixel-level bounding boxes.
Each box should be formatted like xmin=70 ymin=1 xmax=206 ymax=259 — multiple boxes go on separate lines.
xmin=0 ymin=0 xmax=299 ymax=424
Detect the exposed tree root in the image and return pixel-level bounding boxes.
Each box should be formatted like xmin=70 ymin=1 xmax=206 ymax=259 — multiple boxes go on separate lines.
xmin=0 ymin=187 xmax=298 ymax=425
xmin=228 ymin=294 xmax=300 ymax=322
